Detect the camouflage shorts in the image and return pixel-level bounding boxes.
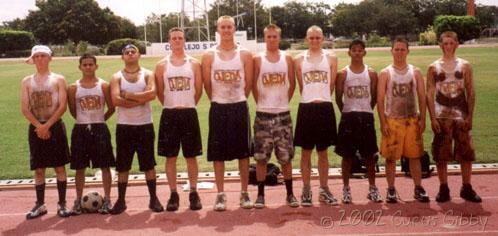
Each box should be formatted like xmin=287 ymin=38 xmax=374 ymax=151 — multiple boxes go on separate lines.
xmin=253 ymin=111 xmax=294 ymax=165
xmin=432 ymin=118 xmax=475 ymax=162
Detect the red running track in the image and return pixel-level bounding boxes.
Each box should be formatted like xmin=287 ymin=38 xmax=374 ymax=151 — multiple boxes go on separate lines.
xmin=1 ymin=173 xmax=497 ymax=235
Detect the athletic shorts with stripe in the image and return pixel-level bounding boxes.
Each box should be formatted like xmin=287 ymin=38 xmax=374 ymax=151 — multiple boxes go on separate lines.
xmin=115 ymin=123 xmax=156 ymax=172
xmin=29 ymin=120 xmax=70 ymax=170
xmin=158 ymin=108 xmax=202 ymax=158
xmin=335 ymin=112 xmax=378 ymax=159
xmin=432 ymin=118 xmax=475 ymax=162
xmin=294 ymin=102 xmax=337 ymax=151
xmin=70 ymin=123 xmax=115 ymax=170
xmin=253 ymin=111 xmax=294 ymax=165
xmin=207 ymin=101 xmax=252 ymax=162
xmin=380 ymin=117 xmax=423 ymax=160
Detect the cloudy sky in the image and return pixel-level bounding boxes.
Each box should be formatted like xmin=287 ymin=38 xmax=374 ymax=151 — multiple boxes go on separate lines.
xmin=1 ymin=0 xmax=497 ymax=25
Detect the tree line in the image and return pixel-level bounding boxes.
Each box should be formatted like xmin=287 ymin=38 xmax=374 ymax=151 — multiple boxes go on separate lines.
xmin=1 ymin=0 xmax=497 ymax=46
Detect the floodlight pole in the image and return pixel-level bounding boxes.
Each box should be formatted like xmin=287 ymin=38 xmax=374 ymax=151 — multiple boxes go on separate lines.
xmin=254 ymin=0 xmax=257 ymax=40
xmin=159 ymin=0 xmax=163 ymax=43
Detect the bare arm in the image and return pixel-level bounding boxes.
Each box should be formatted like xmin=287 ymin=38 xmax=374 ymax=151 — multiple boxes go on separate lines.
xmin=414 ymin=67 xmax=426 ymax=134
xmin=154 ymin=61 xmax=166 ymax=106
xmin=335 ymin=69 xmax=346 ymax=112
xmin=192 ymin=59 xmax=203 ymax=104
xmin=201 ymin=52 xmax=213 ymax=100
xmin=102 ymin=82 xmax=115 ymax=121
xmin=377 ymin=69 xmax=389 ymax=137
xmin=252 ymin=55 xmax=261 ymax=103
xmin=123 ymin=70 xmax=156 ymax=103
xmin=286 ymin=54 xmax=296 ymax=102
xmin=426 ymin=65 xmax=440 ymax=133
xmin=242 ymin=50 xmax=254 ymax=98
xmin=67 ymin=83 xmax=77 ymax=119
xmin=463 ymin=62 xmax=476 ymax=130
xmin=328 ymin=54 xmax=338 ymax=94
xmin=110 ymin=75 xmax=143 ymax=108
xmin=294 ymin=55 xmax=304 ymax=94
xmin=369 ymin=69 xmax=378 ymax=109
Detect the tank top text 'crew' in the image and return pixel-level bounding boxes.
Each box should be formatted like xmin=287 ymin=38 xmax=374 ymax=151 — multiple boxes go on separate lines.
xmin=117 ymin=69 xmax=152 ymax=125
xmin=433 ymin=58 xmax=468 ymax=120
xmin=29 ymin=73 xmax=59 ymax=122
xmin=256 ymin=51 xmax=289 ymax=113
xmin=385 ymin=64 xmax=418 ymax=118
xmin=163 ymin=55 xmax=196 ymax=108
xmin=342 ymin=65 xmax=372 ymax=113
xmin=300 ymin=50 xmax=332 ymax=103
xmin=75 ymin=78 xmax=105 ymax=124
xmin=210 ymin=47 xmax=246 ymax=104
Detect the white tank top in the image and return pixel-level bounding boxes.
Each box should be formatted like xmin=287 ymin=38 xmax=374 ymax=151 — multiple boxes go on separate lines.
xmin=385 ymin=64 xmax=418 ymax=118
xmin=300 ymin=50 xmax=332 ymax=103
xmin=163 ymin=55 xmax=196 ymax=108
xmin=29 ymin=73 xmax=59 ymax=122
xmin=342 ymin=65 xmax=373 ymax=113
xmin=117 ymin=69 xmax=153 ymax=125
xmin=433 ymin=58 xmax=467 ymax=120
xmin=75 ymin=78 xmax=106 ymax=124
xmin=210 ymin=47 xmax=246 ymax=104
xmin=256 ymin=51 xmax=289 ymax=113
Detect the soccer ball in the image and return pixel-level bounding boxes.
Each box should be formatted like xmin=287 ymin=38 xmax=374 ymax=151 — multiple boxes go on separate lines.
xmin=81 ymin=191 xmax=103 ymax=213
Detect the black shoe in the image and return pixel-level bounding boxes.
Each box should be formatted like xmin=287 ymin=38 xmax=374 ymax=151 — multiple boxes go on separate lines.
xmin=149 ymin=197 xmax=164 ymax=212
xmin=414 ymin=186 xmax=430 ymax=203
xmin=110 ymin=200 xmax=127 ymax=215
xmin=436 ymin=184 xmax=451 ymax=202
xmin=189 ymin=191 xmax=202 ymax=211
xmin=386 ymin=187 xmax=398 ymax=204
xmin=166 ymin=192 xmax=180 ymax=212
xmin=460 ymin=184 xmax=482 ymax=203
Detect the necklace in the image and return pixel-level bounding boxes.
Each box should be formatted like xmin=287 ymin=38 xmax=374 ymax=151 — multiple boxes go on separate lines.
xmin=123 ymin=68 xmax=140 ymax=74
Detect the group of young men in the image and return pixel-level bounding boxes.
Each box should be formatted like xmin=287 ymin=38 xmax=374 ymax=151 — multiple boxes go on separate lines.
xmin=21 ymin=15 xmax=481 ymax=220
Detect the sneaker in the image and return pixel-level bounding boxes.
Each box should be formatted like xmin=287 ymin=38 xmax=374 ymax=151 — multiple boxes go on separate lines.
xmin=26 ymin=203 xmax=47 ymax=220
xmin=367 ymin=186 xmax=383 ymax=203
xmin=189 ymin=191 xmax=202 ymax=211
xmin=286 ymin=194 xmax=299 ymax=208
xmin=57 ymin=201 xmax=71 ymax=218
xmin=110 ymin=200 xmax=127 ymax=215
xmin=342 ymin=186 xmax=352 ymax=204
xmin=71 ymin=199 xmax=82 ymax=215
xmin=166 ymin=192 xmax=180 ymax=211
xmin=149 ymin=197 xmax=164 ymax=212
xmin=460 ymin=184 xmax=482 ymax=203
xmin=301 ymin=186 xmax=312 ymax=207
xmin=240 ymin=191 xmax=253 ymax=209
xmin=254 ymin=195 xmax=265 ymax=209
xmin=98 ymin=198 xmax=112 ymax=214
xmin=414 ymin=186 xmax=430 ymax=203
xmin=319 ymin=186 xmax=338 ymax=206
xmin=436 ymin=184 xmax=451 ymax=203
xmin=214 ymin=192 xmax=227 ymax=211
xmin=386 ymin=187 xmax=398 ymax=203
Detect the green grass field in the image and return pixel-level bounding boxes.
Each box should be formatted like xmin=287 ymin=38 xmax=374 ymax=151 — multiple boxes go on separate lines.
xmin=1 ymin=46 xmax=497 ymax=179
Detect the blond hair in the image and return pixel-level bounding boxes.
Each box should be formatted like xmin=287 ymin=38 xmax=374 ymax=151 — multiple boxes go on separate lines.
xmin=306 ymin=25 xmax=323 ymax=36
xmin=264 ymin=24 xmax=282 ymax=36
xmin=217 ymin=15 xmax=235 ymax=26
xmin=439 ymin=31 xmax=459 ymax=43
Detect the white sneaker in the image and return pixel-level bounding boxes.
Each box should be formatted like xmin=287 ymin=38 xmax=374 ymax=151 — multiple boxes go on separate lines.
xmin=240 ymin=191 xmax=253 ymax=209
xmin=214 ymin=192 xmax=227 ymax=211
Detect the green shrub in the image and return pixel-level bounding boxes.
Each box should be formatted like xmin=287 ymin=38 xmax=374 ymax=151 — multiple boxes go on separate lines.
xmin=419 ymin=26 xmax=438 ymax=45
xmin=366 ymin=33 xmax=390 ymax=47
xmin=0 ymin=30 xmax=35 ymax=53
xmin=0 ymin=49 xmax=31 ymax=58
xmin=433 ymin=15 xmax=481 ymax=43
xmin=106 ymin=38 xmax=145 ymax=55
xmin=279 ymin=39 xmax=291 ymax=50
xmin=76 ymin=41 xmax=89 ymax=55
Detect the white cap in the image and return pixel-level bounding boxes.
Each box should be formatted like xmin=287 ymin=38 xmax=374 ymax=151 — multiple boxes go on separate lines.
xmin=26 ymin=45 xmax=52 ymax=64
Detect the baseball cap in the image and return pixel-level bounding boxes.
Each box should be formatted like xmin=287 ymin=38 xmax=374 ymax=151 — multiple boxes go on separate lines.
xmin=26 ymin=45 xmax=52 ymax=64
